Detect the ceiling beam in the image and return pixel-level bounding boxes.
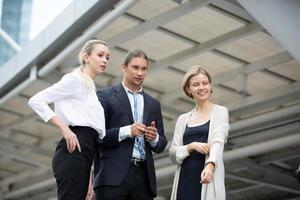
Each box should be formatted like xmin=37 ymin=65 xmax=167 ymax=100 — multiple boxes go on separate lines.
xmin=3 ymin=178 xmax=56 ymax=199
xmin=210 ymin=0 xmax=256 ymax=22
xmin=0 ymin=137 xmax=53 ymax=158
xmin=228 ymin=81 xmax=300 ymax=117
xmin=23 ymin=190 xmax=56 ymax=200
xmin=0 ymin=0 xmax=122 ymax=98
xmin=230 ymin=120 xmax=300 ymax=145
xmin=226 ymin=173 xmax=300 ymax=194
xmin=160 ymin=51 xmax=292 ymax=103
xmin=38 ymin=0 xmax=135 ymax=78
xmin=261 ymin=69 xmax=296 ymax=83
xmin=285 ymin=197 xmax=300 ymax=200
xmin=272 ymin=161 xmax=294 ymax=170
xmin=158 ymin=157 xmax=300 ymax=196
xmin=156 ymin=133 xmax=300 ymax=181
xmin=171 ymin=0 xmax=184 ymax=4
xmin=0 ymin=150 xmax=49 ymax=169
xmin=211 ymin=49 xmax=295 ymax=86
xmin=8 ymin=133 xmax=300 ymax=199
xmin=228 ymin=184 xmax=263 ymax=195
xmin=230 ymin=104 xmax=300 ymax=133
xmin=0 ymin=168 xmax=48 ymax=192
xmin=210 ymin=48 xmax=248 ymax=65
xmin=148 ymin=23 xmax=261 ymax=76
xmin=107 ymin=0 xmax=212 ymax=48
xmin=0 ymin=113 xmax=36 ymax=133
xmin=224 ymin=133 xmax=300 ymax=162
xmin=227 ymin=159 xmax=300 ymax=194
xmin=258 ymin=148 xmax=300 ymax=165
xmin=236 ymin=72 xmax=247 ymax=96
xmin=123 ymin=13 xmax=199 ymax=45
xmin=112 ymin=22 xmax=262 ymax=84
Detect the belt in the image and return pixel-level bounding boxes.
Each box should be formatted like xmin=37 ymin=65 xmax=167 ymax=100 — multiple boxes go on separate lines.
xmin=130 ymin=158 xmax=145 ymax=168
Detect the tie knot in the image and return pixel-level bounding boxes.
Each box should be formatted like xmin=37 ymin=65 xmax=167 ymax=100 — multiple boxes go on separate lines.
xmin=129 ymin=91 xmax=142 ymax=95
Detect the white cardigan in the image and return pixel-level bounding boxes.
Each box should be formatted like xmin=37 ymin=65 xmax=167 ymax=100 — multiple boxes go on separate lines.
xmin=169 ymin=105 xmax=229 ymax=200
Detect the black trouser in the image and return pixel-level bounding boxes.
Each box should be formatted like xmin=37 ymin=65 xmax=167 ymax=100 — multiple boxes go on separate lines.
xmin=52 ymin=126 xmax=98 ymax=200
xmin=95 ymin=164 xmax=153 ymax=200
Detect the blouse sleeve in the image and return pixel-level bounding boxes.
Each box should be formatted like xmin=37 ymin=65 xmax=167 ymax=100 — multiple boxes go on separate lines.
xmin=206 ymin=107 xmax=230 ymax=166
xmin=28 ymin=73 xmax=81 ymax=122
xmin=169 ymin=115 xmax=190 ymax=165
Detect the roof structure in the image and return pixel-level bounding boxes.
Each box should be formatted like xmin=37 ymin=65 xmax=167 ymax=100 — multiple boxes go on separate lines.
xmin=0 ymin=0 xmax=300 ymax=199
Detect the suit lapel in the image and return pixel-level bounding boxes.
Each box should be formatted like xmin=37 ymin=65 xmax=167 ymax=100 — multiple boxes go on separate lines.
xmin=143 ymin=92 xmax=152 ymax=125
xmin=114 ymin=84 xmax=134 ymax=123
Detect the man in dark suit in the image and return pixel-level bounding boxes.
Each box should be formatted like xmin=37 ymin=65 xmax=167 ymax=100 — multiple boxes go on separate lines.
xmin=94 ymin=49 xmax=168 ymax=200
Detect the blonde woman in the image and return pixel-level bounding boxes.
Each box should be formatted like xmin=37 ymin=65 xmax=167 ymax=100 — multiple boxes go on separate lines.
xmin=28 ymin=39 xmax=110 ymax=200
xmin=169 ymin=66 xmax=229 ymax=200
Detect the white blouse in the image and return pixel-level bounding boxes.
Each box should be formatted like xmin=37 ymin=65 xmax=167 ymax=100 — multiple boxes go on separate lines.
xmin=28 ymin=71 xmax=106 ymax=139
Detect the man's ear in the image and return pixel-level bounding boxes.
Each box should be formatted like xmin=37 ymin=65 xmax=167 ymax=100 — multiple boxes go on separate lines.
xmin=121 ymin=64 xmax=126 ymax=72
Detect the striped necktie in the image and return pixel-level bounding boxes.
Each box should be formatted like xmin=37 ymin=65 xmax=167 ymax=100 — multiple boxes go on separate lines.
xmin=133 ymin=93 xmax=145 ymax=159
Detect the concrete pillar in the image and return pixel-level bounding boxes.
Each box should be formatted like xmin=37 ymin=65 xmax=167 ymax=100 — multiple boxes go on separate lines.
xmin=237 ymin=0 xmax=300 ymax=62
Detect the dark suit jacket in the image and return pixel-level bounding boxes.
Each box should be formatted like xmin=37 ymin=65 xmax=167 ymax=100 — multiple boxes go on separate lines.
xmin=94 ymin=84 xmax=167 ymax=196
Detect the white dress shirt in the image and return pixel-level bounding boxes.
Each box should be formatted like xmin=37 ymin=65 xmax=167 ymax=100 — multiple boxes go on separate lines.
xmin=28 ymin=70 xmax=106 ymax=139
xmin=118 ymin=82 xmax=159 ymax=156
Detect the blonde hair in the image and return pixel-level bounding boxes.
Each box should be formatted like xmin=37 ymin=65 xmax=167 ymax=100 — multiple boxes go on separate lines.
xmin=78 ymin=39 xmax=108 ymax=65
xmin=182 ymin=65 xmax=212 ymax=99
xmin=75 ymin=39 xmax=108 ymax=93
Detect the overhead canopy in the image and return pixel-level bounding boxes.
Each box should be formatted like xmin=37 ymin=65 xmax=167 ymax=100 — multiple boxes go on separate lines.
xmin=1 ymin=0 xmax=300 ymax=199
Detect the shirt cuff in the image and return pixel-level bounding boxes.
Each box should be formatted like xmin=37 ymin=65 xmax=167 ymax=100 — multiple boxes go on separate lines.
xmin=44 ymin=112 xmax=57 ymax=123
xmin=149 ymin=133 xmax=159 ymax=147
xmin=119 ymin=125 xmax=132 ymax=142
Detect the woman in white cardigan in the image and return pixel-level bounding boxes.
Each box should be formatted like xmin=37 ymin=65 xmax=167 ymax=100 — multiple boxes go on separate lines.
xmin=169 ymin=66 xmax=230 ymax=200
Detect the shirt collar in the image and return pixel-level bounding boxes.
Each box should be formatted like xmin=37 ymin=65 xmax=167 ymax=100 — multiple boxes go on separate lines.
xmin=122 ymin=81 xmax=143 ymax=94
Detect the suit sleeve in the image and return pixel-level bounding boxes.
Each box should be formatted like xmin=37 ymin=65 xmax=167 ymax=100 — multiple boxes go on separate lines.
xmin=149 ymin=102 xmax=167 ymax=153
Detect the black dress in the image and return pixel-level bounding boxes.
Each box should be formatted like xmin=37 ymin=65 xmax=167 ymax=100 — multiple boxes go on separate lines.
xmin=177 ymin=121 xmax=209 ymax=200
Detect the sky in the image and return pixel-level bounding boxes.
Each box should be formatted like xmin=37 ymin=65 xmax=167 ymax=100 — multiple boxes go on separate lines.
xmin=30 ymin=0 xmax=73 ymax=40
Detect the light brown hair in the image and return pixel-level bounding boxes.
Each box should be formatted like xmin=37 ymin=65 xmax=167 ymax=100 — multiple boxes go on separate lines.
xmin=182 ymin=65 xmax=212 ymax=99
xmin=123 ymin=49 xmax=148 ymax=66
